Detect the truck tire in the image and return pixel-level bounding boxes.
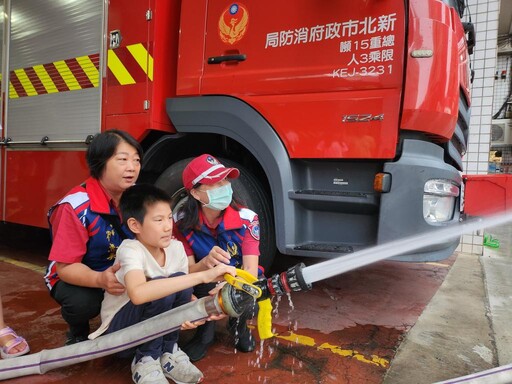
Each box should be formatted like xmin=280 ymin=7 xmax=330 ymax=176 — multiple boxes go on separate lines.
xmin=155 ymin=157 xmax=276 ymax=272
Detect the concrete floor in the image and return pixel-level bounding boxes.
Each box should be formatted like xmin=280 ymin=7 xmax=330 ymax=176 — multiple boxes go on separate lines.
xmin=1 ymin=223 xmax=511 ymax=383
xmin=384 ymin=224 xmax=512 ymax=384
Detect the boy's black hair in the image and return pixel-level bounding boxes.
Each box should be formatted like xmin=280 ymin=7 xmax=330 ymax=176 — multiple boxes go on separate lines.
xmin=86 ymin=129 xmax=143 ymax=179
xmin=120 ymin=184 xmax=172 ymax=224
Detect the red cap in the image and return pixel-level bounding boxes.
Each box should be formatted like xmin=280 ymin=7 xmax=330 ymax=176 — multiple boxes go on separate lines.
xmin=182 ymin=154 xmax=240 ymax=190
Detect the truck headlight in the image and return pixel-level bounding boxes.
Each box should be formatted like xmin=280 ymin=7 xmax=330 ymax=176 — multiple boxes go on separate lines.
xmin=423 ymin=179 xmax=459 ymax=223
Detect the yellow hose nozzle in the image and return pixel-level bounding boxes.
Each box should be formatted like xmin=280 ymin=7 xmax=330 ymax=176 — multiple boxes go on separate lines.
xmin=223 ymin=269 xmax=275 ymax=340
xmin=224 ymin=270 xmax=262 ymax=299
xmin=256 ymin=299 xmax=274 ymax=339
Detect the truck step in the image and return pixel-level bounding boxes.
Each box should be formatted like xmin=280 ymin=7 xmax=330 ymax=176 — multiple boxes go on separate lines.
xmin=294 ymin=243 xmax=354 ymax=253
xmin=289 ymin=189 xmax=378 ymax=214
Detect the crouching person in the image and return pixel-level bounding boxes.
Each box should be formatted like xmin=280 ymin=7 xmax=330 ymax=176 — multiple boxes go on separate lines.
xmin=89 ymin=183 xmax=236 ymax=384
xmin=174 ymin=154 xmax=262 ymax=362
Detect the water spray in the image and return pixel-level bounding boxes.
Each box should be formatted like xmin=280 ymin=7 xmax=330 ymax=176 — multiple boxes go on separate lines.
xmin=301 ymin=211 xmax=512 ymax=285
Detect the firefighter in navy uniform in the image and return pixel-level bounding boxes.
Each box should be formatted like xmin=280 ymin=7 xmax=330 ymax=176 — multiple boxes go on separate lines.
xmin=174 ymin=154 xmax=261 ymax=362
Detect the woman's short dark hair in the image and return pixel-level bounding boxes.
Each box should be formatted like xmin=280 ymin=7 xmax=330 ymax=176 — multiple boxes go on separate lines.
xmin=86 ymin=129 xmax=143 ymax=179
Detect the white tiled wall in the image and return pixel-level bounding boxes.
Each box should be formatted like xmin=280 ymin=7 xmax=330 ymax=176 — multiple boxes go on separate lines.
xmin=459 ymin=0 xmax=501 ymax=254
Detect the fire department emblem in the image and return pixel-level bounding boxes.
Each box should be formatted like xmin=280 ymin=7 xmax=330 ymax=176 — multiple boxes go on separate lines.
xmin=218 ymin=3 xmax=249 ymax=45
xmin=226 ymin=241 xmax=239 ymax=257
xmin=206 ymin=155 xmax=218 ymax=165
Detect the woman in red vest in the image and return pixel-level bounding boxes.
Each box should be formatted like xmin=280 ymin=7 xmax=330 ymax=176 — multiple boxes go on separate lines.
xmin=44 ymin=129 xmax=143 ymax=346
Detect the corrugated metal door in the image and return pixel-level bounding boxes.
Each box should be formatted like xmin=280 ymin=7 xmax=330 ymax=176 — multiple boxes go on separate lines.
xmin=5 ymin=0 xmax=103 ymax=142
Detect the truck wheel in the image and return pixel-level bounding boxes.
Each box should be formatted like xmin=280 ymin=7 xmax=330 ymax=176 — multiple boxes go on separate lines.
xmin=155 ymin=157 xmax=276 ymax=272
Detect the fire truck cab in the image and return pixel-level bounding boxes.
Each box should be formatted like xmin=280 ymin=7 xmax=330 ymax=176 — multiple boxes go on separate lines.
xmin=0 ymin=0 xmax=472 ymax=270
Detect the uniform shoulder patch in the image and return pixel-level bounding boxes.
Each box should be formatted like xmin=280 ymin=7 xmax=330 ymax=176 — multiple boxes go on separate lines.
xmin=248 ymin=219 xmax=260 ymax=241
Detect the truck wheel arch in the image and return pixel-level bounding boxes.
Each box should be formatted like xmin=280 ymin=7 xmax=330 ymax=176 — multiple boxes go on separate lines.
xmin=162 ymin=95 xmax=298 ymax=257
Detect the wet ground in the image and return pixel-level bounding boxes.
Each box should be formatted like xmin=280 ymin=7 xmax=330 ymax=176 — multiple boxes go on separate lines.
xmin=0 ymin=224 xmax=454 ymax=383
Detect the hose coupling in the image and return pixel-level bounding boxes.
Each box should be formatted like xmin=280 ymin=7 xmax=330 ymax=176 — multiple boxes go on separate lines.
xmin=255 ymin=262 xmax=312 ymax=300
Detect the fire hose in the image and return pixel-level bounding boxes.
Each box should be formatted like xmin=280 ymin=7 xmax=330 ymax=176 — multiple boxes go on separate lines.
xmin=0 ymin=264 xmax=311 ymax=380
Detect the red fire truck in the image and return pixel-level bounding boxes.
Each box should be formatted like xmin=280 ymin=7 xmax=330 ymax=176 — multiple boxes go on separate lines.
xmin=0 ymin=0 xmax=474 ymax=270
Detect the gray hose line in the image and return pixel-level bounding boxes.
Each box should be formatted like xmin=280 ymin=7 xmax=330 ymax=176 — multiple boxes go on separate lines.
xmin=0 ymin=296 xmax=221 ymax=380
xmin=434 ymin=362 xmax=512 ymax=384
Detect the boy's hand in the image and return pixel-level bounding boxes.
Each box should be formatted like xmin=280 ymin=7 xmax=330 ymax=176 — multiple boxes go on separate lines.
xmin=203 ymin=264 xmax=236 ymax=284
xmin=207 ymin=313 xmax=227 ymax=321
xmin=208 ymin=281 xmax=226 ymax=296
xmin=202 ymin=246 xmax=231 ymax=268
xmin=181 ymin=320 xmax=206 ymax=330
xmin=98 ymin=264 xmax=125 ymax=295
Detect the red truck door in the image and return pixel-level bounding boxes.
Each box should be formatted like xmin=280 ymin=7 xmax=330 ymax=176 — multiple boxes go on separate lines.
xmin=182 ymin=1 xmax=406 ymax=159
xmin=104 ymin=0 xmax=151 ymax=135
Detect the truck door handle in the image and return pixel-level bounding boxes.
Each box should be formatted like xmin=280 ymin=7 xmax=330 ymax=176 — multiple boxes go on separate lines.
xmin=207 ymin=54 xmax=246 ymax=64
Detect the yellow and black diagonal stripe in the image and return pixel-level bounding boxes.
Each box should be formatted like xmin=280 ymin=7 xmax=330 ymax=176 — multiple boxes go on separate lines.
xmin=0 ymin=43 xmax=153 ymax=98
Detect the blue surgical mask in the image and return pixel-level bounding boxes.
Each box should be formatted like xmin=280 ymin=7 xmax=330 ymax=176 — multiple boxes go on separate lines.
xmin=204 ymin=183 xmax=233 ymax=211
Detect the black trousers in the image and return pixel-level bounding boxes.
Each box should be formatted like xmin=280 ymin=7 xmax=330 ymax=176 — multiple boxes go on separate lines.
xmin=50 ymin=280 xmax=104 ymax=338
xmin=105 ymin=272 xmax=192 ymax=361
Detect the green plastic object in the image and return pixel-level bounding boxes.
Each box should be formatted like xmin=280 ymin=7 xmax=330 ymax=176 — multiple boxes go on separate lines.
xmin=483 ymin=234 xmax=500 ymax=248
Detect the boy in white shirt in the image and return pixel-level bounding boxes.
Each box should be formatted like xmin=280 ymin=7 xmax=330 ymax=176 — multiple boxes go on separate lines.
xmin=89 ymin=183 xmax=236 ymax=384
